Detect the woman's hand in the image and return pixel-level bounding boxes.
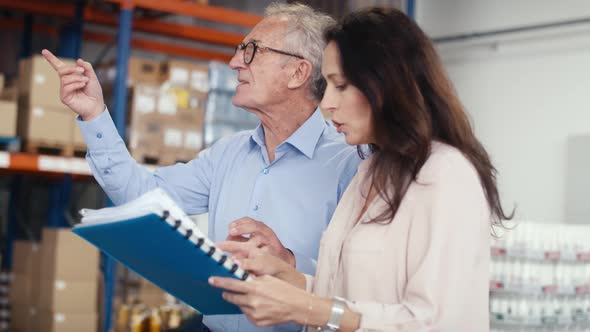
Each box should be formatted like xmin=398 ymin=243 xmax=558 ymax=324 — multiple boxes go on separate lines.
xmin=217 ymin=243 xmax=306 ymax=289
xmin=209 ymin=275 xmax=312 ymax=327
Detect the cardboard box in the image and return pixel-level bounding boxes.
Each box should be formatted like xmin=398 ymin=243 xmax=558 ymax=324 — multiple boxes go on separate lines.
xmin=40 ymin=228 xmax=100 ymax=282
xmin=0 ymin=85 xmax=17 ymax=101
xmin=16 ymin=99 xmax=74 ymax=144
xmin=11 ymin=241 xmax=41 ymax=276
xmin=39 ymin=278 xmax=98 ymax=312
xmin=157 ymin=87 xmax=206 ymax=122
xmin=129 ymin=113 xmax=164 ymax=153
xmin=19 ymin=55 xmax=75 ymax=109
xmin=10 ymin=305 xmax=39 ymax=332
xmin=38 ymin=311 xmax=98 ymax=332
xmin=9 ymin=274 xmax=39 ymax=306
xmin=0 ymin=100 xmax=17 ymax=137
xmin=160 ymin=60 xmax=209 ymax=92
xmin=129 ymin=57 xmax=161 ymax=86
xmin=97 ymin=57 xmax=161 ymax=87
xmin=128 ymin=84 xmax=164 ymax=154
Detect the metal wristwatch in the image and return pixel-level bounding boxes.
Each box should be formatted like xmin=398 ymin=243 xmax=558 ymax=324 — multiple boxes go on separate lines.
xmin=318 ymin=296 xmax=346 ymax=331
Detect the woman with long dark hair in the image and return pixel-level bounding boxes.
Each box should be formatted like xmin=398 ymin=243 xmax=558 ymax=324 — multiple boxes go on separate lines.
xmin=211 ymin=7 xmax=512 ymax=331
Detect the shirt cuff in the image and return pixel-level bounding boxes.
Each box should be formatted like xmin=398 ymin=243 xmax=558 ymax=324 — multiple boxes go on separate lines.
xmin=77 ymin=106 xmax=124 ymax=151
xmin=292 ymin=250 xmax=317 ymax=276
xmin=303 ymin=273 xmax=314 ymax=292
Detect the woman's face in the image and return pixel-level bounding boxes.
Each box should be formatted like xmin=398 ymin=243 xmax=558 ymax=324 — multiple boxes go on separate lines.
xmin=320 ymin=41 xmax=375 ymax=145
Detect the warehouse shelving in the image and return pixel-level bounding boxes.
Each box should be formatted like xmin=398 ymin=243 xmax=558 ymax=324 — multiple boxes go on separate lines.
xmin=0 ymin=1 xmax=262 ymax=331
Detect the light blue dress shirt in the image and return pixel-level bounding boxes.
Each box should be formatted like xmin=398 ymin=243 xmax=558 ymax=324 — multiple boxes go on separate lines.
xmin=78 ymin=108 xmax=360 ymax=332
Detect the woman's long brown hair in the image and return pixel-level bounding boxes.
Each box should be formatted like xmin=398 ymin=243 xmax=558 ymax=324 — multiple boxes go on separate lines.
xmin=325 ymin=7 xmax=513 ymax=228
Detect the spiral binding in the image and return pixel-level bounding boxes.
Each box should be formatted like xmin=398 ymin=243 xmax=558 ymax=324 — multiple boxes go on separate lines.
xmin=160 ymin=210 xmax=249 ymax=281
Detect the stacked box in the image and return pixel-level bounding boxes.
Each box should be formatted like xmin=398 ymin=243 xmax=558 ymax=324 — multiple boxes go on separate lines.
xmin=17 ymin=56 xmax=83 ymax=150
xmin=9 ymin=241 xmax=41 ymax=332
xmin=0 ymin=73 xmax=17 ymax=137
xmin=37 ymin=228 xmax=100 ymax=332
xmin=0 ymin=100 xmax=17 ymax=137
xmin=100 ymin=57 xmax=208 ymax=165
xmin=205 ymin=61 xmax=258 ymax=148
xmin=156 ymin=59 xmax=208 ymax=162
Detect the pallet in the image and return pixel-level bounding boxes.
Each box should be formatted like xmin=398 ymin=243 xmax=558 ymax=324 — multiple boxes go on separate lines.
xmin=22 ymin=140 xmax=86 ymax=158
xmin=0 ymin=137 xmax=21 ymax=153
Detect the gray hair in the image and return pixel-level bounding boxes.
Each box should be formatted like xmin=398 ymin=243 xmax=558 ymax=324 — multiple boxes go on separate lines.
xmin=265 ymin=3 xmax=335 ymax=101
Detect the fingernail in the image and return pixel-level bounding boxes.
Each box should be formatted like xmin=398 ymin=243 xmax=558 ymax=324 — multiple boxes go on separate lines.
xmin=208 ymin=277 xmax=216 ymax=285
xmin=230 ymin=228 xmax=236 ymax=235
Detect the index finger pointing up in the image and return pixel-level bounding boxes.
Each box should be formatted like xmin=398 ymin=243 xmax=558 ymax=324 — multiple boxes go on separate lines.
xmin=41 ymin=49 xmax=64 ymax=71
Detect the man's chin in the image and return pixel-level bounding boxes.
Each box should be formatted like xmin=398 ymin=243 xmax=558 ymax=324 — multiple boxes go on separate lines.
xmin=231 ymin=96 xmax=250 ymax=109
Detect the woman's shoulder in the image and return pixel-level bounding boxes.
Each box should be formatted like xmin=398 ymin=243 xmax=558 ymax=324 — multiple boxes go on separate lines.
xmin=418 ymin=141 xmax=479 ymax=184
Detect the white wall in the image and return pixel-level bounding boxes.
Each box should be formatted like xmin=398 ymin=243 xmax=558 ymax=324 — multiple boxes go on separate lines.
xmin=417 ymin=0 xmax=590 ymax=223
xmin=417 ymin=0 xmax=590 ymax=38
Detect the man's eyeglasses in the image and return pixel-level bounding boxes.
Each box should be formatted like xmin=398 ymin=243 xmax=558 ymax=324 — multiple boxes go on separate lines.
xmin=235 ymin=41 xmax=304 ymax=65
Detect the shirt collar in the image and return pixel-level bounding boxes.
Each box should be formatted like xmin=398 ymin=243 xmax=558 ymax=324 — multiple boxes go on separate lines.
xmin=249 ymin=108 xmax=326 ymax=159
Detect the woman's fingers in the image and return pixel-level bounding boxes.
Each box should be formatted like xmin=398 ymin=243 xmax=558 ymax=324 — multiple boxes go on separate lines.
xmin=209 ymin=276 xmax=251 ymax=293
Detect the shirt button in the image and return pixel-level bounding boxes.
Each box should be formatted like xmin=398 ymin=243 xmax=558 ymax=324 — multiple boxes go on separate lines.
xmin=263 ymin=168 xmax=269 ymax=174
xmin=103 ymin=168 xmax=111 ymax=175
xmin=253 ymin=205 xmax=259 ymax=211
xmin=96 ymin=132 xmax=103 ymax=139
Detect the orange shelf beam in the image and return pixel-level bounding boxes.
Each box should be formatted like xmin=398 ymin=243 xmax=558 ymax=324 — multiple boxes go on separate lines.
xmin=0 ymin=0 xmax=247 ymax=47
xmin=84 ymin=31 xmax=233 ymax=62
xmin=0 ymin=152 xmax=93 ymax=178
xmin=106 ymin=0 xmax=262 ymax=28
xmin=0 ymin=18 xmax=232 ymax=61
xmin=0 ymin=18 xmax=57 ymax=35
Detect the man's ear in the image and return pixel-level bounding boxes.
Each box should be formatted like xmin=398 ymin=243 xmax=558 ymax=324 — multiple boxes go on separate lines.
xmin=287 ymin=59 xmax=313 ymax=90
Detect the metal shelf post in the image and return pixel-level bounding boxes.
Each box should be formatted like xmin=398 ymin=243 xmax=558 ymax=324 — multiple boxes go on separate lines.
xmin=103 ymin=1 xmax=133 ymax=331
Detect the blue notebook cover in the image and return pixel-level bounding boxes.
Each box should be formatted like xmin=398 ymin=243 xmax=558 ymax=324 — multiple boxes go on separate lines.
xmin=72 ymin=189 xmax=248 ymax=315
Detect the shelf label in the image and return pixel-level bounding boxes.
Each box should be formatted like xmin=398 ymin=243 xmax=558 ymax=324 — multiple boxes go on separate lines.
xmin=0 ymin=152 xmax=9 ymax=168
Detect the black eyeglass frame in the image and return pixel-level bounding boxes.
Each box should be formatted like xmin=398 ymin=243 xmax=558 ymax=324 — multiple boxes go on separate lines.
xmin=235 ymin=41 xmax=304 ymax=64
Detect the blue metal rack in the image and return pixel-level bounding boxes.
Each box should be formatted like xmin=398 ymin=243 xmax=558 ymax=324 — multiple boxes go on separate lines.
xmin=102 ymin=3 xmax=134 ymax=331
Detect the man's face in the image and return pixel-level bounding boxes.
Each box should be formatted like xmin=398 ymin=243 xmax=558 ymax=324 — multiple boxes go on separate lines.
xmin=229 ymin=17 xmax=294 ymax=111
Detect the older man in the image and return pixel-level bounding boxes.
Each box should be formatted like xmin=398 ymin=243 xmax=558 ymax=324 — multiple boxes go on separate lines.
xmin=43 ymin=3 xmax=360 ymax=332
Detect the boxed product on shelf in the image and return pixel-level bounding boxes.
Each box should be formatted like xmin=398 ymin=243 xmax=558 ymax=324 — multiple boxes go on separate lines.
xmin=16 ymin=55 xmax=82 ymax=151
xmin=18 ymin=55 xmax=74 ymax=110
xmin=0 ymin=100 xmax=17 ymax=137
xmin=96 ymin=56 xmax=161 ymax=87
xmin=38 ymin=311 xmax=98 ymax=332
xmin=40 ymin=228 xmax=100 ymax=282
xmin=208 ymin=61 xmax=238 ymax=92
xmin=9 ymin=274 xmax=39 ymax=307
xmin=38 ymin=278 xmax=98 ymax=313
xmin=7 ymin=242 xmax=40 ymax=332
xmin=0 ymin=73 xmax=4 ymax=92
xmin=160 ymin=60 xmax=209 ymax=93
xmin=157 ymin=85 xmax=207 ymax=122
xmin=204 ymin=62 xmax=258 ymax=148
xmin=38 ymin=228 xmax=100 ymax=315
xmin=490 ymin=222 xmax=590 ymax=330
xmin=127 ymin=83 xmax=205 ymax=165
xmin=10 ymin=305 xmax=38 ymax=332
xmin=16 ymin=97 xmax=74 ymax=146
